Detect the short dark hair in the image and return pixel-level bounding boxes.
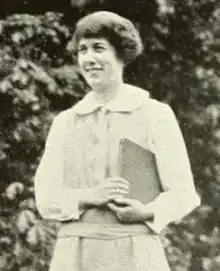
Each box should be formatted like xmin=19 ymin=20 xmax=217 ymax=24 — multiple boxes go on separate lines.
xmin=71 ymin=11 xmax=144 ymax=65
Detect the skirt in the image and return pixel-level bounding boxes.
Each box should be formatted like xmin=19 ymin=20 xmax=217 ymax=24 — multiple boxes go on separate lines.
xmin=49 ymin=234 xmax=171 ymax=271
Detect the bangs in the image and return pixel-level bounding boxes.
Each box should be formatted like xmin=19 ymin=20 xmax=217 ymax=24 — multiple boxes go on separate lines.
xmin=70 ymin=11 xmax=144 ymax=65
xmin=73 ymin=11 xmax=126 ymax=45
xmin=75 ymin=21 xmax=112 ymax=42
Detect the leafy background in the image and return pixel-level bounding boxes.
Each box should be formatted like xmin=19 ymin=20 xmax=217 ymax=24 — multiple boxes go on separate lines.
xmin=0 ymin=0 xmax=220 ymax=270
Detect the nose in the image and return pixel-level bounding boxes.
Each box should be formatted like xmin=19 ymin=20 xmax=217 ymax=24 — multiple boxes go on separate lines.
xmin=81 ymin=48 xmax=96 ymax=64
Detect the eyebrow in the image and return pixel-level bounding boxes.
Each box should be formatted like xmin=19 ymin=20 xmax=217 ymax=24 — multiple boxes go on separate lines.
xmin=93 ymin=42 xmax=107 ymax=47
xmin=78 ymin=40 xmax=108 ymax=47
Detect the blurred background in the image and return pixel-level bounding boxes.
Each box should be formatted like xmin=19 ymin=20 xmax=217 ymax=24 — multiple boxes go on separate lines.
xmin=0 ymin=0 xmax=220 ymax=270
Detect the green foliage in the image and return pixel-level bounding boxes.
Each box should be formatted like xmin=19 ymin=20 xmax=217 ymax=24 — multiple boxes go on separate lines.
xmin=0 ymin=12 xmax=85 ymax=271
xmin=0 ymin=1 xmax=220 ymax=270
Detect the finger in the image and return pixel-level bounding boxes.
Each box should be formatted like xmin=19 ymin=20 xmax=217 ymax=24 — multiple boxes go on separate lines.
xmin=107 ymin=183 xmax=129 ymax=189
xmin=110 ymin=189 xmax=129 ymax=198
xmin=113 ymin=198 xmax=136 ymax=206
xmin=105 ymin=177 xmax=130 ymax=186
xmin=107 ymin=183 xmax=130 ymax=191
xmin=110 ymin=186 xmax=129 ymax=193
xmin=106 ymin=188 xmax=129 ymax=198
xmin=107 ymin=203 xmax=120 ymax=212
xmin=106 ymin=182 xmax=129 ymax=191
xmin=110 ymin=198 xmax=130 ymax=207
xmin=113 ymin=176 xmax=129 ymax=184
xmin=108 ymin=202 xmax=131 ymax=213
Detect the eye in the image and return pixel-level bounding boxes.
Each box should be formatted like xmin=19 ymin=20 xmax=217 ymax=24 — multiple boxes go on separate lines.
xmin=77 ymin=45 xmax=87 ymax=54
xmin=93 ymin=44 xmax=105 ymax=53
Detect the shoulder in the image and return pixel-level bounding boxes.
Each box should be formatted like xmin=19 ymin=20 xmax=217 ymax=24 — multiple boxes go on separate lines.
xmin=124 ymin=83 xmax=150 ymax=101
xmin=124 ymin=84 xmax=175 ymax=121
xmin=130 ymin=86 xmax=174 ymax=118
xmin=146 ymin=99 xmax=173 ymax=116
xmin=143 ymin=100 xmax=179 ymax=135
xmin=51 ymin=107 xmax=78 ymax=130
xmin=148 ymin=102 xmax=177 ymax=129
xmin=125 ymin=84 xmax=170 ymax=109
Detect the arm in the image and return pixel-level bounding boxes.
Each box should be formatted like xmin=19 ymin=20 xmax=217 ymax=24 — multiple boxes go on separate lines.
xmin=34 ymin=112 xmax=129 ymax=221
xmin=145 ymin=104 xmax=200 ymax=233
xmin=34 ymin=112 xmax=92 ymax=221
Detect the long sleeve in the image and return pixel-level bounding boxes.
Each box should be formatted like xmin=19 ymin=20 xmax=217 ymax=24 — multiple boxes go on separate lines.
xmin=145 ymin=104 xmax=200 ymax=234
xmin=34 ymin=112 xmax=86 ymax=221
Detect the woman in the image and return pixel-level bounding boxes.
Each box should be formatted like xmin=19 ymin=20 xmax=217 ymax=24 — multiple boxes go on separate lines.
xmin=34 ymin=11 xmax=200 ymax=271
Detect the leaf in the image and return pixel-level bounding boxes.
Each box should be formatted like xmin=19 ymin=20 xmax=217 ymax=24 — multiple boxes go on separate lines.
xmin=11 ymin=33 xmax=25 ymax=44
xmin=0 ymin=255 xmax=8 ymax=270
xmin=17 ymin=210 xmax=36 ymax=233
xmin=19 ymin=198 xmax=36 ymax=210
xmin=27 ymin=226 xmax=39 ymax=246
xmin=5 ymin=182 xmax=24 ymax=200
xmin=27 ymin=224 xmax=46 ymax=246
xmin=0 ymin=81 xmax=13 ymax=93
xmin=70 ymin=0 xmax=90 ymax=7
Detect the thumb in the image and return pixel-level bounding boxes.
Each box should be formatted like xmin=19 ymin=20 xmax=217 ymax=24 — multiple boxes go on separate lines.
xmin=107 ymin=203 xmax=119 ymax=212
xmin=113 ymin=198 xmax=134 ymax=205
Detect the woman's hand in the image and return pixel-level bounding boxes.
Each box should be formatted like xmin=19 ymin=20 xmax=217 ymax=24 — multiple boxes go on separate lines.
xmin=107 ymin=198 xmax=154 ymax=223
xmin=81 ymin=177 xmax=130 ymax=207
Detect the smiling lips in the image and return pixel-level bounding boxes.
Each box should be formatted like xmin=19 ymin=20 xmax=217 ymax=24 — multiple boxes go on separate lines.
xmin=85 ymin=67 xmax=102 ymax=72
xmin=85 ymin=68 xmax=103 ymax=77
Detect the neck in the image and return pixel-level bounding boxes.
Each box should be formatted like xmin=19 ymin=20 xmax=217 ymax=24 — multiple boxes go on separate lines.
xmin=92 ymin=80 xmax=124 ymax=105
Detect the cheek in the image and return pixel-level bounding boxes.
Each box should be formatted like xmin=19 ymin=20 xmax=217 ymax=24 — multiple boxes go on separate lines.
xmin=103 ymin=54 xmax=122 ymax=74
xmin=77 ymin=55 xmax=84 ymax=67
xmin=105 ymin=60 xmax=119 ymax=76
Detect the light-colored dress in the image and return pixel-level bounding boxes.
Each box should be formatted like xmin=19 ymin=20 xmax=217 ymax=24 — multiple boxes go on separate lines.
xmin=34 ymin=84 xmax=200 ymax=271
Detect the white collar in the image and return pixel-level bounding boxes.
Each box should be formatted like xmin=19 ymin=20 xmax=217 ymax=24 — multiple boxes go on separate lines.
xmin=74 ymin=84 xmax=150 ymax=115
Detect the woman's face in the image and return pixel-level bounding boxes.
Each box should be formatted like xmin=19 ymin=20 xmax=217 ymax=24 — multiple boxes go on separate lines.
xmin=77 ymin=38 xmax=124 ymax=89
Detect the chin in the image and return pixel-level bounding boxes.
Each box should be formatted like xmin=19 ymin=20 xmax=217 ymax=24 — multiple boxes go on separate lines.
xmin=88 ymin=79 xmax=104 ymax=88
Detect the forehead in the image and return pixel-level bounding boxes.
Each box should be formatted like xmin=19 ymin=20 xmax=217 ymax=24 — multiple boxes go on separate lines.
xmin=78 ymin=38 xmax=111 ymax=47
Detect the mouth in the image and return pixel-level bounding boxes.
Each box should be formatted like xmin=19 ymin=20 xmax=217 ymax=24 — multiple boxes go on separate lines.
xmin=85 ymin=67 xmax=102 ymax=72
xmin=85 ymin=69 xmax=103 ymax=79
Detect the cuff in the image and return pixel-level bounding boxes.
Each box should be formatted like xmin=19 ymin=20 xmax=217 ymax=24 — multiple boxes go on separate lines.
xmin=59 ymin=188 xmax=86 ymax=221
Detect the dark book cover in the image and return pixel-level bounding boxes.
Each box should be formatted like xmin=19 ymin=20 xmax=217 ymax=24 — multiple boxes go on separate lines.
xmin=117 ymin=138 xmax=161 ymax=204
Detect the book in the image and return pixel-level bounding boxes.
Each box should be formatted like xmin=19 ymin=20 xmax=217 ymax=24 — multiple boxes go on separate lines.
xmin=117 ymin=138 xmax=161 ymax=204
xmin=79 ymin=138 xmax=161 ymax=224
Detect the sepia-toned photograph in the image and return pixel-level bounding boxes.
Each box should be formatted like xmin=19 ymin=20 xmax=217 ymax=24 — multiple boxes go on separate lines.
xmin=0 ymin=0 xmax=219 ymax=270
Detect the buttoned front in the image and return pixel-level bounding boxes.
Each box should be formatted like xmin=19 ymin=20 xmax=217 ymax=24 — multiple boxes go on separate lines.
xmin=34 ymin=83 xmax=200 ymax=271
xmin=62 ymin=85 xmax=154 ymax=191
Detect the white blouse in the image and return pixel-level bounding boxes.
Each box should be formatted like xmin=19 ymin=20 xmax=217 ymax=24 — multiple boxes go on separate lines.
xmin=34 ymin=83 xmax=200 ymax=234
